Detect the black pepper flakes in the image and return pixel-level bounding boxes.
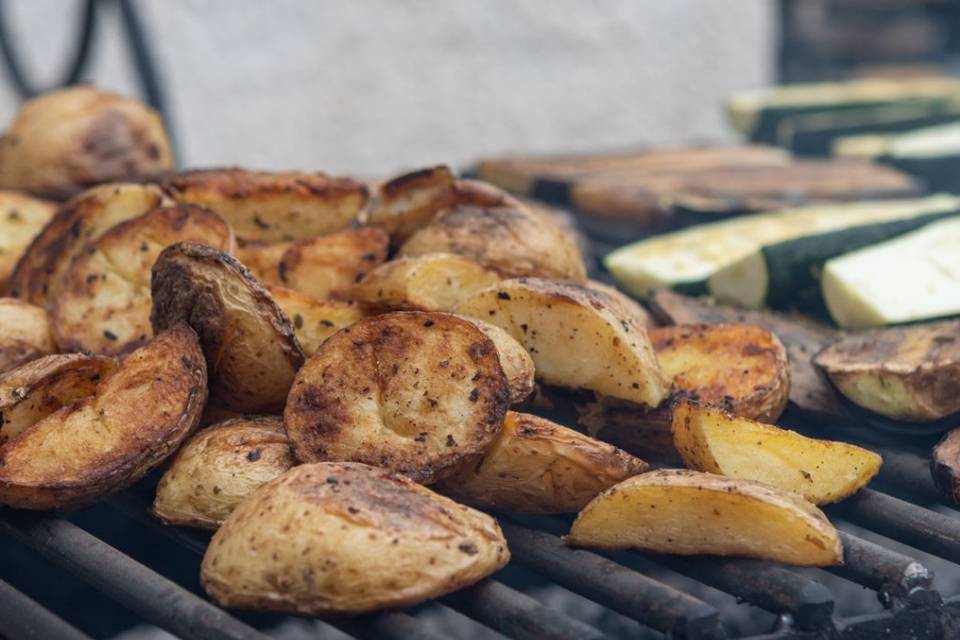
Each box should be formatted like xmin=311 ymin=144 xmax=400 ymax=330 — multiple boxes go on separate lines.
xmin=497 ymin=291 xmax=511 ymax=300
xmin=103 ymin=330 xmax=118 ymax=341
xmin=469 ymin=388 xmax=479 ymax=402
xmin=247 ymin=449 xmax=262 ymax=462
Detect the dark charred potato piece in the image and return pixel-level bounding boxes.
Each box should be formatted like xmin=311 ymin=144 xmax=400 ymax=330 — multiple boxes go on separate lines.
xmin=233 ymin=238 xmax=290 ymax=286
xmin=153 ymin=416 xmax=295 ymax=529
xmin=0 ymin=298 xmax=56 ymax=373
xmin=284 ymin=312 xmax=510 ymax=483
xmin=0 ymin=86 xmax=173 ymax=199
xmin=278 ymin=227 xmax=388 ymax=300
xmin=0 ymin=191 xmax=56 ymax=291
xmin=267 ymin=286 xmax=365 ymax=356
xmin=932 ymin=428 xmax=960 ymax=506
xmin=159 ymin=168 xmax=368 ymax=242
xmin=0 ymin=324 xmax=206 ymax=509
xmin=201 ymin=462 xmax=510 ymax=615
xmin=51 ymin=204 xmax=234 ymax=354
xmin=151 ymin=242 xmax=305 ymax=414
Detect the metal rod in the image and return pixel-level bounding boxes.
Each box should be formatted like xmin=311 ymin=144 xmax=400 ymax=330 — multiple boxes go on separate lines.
xmin=0 ymin=577 xmax=94 ymax=640
xmin=829 ymin=530 xmax=937 ymax=608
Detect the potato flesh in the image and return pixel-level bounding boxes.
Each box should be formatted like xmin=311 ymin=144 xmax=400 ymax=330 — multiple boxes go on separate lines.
xmin=0 ymin=192 xmax=56 ymax=289
xmin=0 ymin=298 xmax=55 ymax=373
xmin=279 ymin=227 xmax=388 ymax=300
xmin=268 ymin=286 xmax=364 ymax=356
xmin=672 ymin=401 xmax=881 ymax=504
xmin=459 ymin=317 xmax=534 ymax=405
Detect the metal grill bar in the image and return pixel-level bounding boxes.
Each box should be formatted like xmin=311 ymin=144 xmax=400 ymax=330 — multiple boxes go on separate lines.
xmin=869 ymin=445 xmax=942 ymax=505
xmin=830 ymin=530 xmax=936 ymax=606
xmin=0 ymin=577 xmax=94 ymax=640
xmin=335 ymin=611 xmax=451 ymax=640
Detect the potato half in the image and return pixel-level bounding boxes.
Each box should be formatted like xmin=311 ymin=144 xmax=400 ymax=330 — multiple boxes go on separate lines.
xmin=51 ymin=204 xmax=234 ymax=354
xmin=567 ymin=469 xmax=843 ymax=567
xmin=284 ymin=311 xmax=510 ymax=483
xmin=0 ymin=191 xmax=56 ymax=290
xmin=267 ymin=286 xmax=365 ymax=356
xmin=278 ymin=227 xmax=388 ymax=300
xmin=201 ymin=462 xmax=510 ymax=615
xmin=437 ymin=411 xmax=647 ymax=513
xmin=672 ymin=400 xmax=881 ymax=504
xmin=0 ymin=298 xmax=55 ymax=373
xmin=153 ymin=416 xmax=295 ymax=529
xmin=151 ymin=242 xmax=305 ymax=414
xmin=0 ymin=324 xmax=206 ymax=509
xmin=457 ymin=278 xmax=669 ymax=407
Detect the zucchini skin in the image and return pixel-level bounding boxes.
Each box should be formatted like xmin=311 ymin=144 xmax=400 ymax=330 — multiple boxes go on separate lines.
xmin=786 ymin=110 xmax=960 ymax=156
xmin=882 ymin=155 xmax=960 ymax=194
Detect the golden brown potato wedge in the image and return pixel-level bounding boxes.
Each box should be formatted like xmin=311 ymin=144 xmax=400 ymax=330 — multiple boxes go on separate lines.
xmin=585 ymin=280 xmax=657 ymax=331
xmin=352 ymin=253 xmax=502 ymax=312
xmin=457 ymin=278 xmax=669 ymax=407
xmin=158 ymin=168 xmax=368 ymax=242
xmin=284 ymin=311 xmax=510 ymax=483
xmin=932 ymin=428 xmax=960 ymax=506
xmin=814 ymin=320 xmax=960 ymax=422
xmin=151 ymin=242 xmax=305 ymax=414
xmin=267 ymin=286 xmax=364 ymax=356
xmin=232 ymin=238 xmax=290 ymax=286
xmin=672 ymin=400 xmax=881 ymax=504
xmin=0 ymin=191 xmax=56 ymax=291
xmin=460 ymin=317 xmax=535 ymax=405
xmin=51 ymin=204 xmax=234 ymax=355
xmin=437 ymin=411 xmax=647 ymax=513
xmin=152 ymin=416 xmax=295 ymax=529
xmin=0 ymin=86 xmax=173 ymax=199
xmin=278 ymin=227 xmax=388 ymax=300
xmin=566 ymin=469 xmax=843 ymax=567
xmin=0 ymin=298 xmax=56 ymax=373
xmin=0 ymin=324 xmax=206 ymax=510
xmin=0 ymin=354 xmax=117 ymax=445
xmin=201 ymin=462 xmax=509 ymax=615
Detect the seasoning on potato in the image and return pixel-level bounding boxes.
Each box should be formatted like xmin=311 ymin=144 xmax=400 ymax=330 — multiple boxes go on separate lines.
xmin=267 ymin=286 xmax=365 ymax=356
xmin=277 ymin=227 xmax=388 ymax=300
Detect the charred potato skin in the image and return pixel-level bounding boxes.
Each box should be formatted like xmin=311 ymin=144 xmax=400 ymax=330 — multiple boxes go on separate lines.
xmin=201 ymin=462 xmax=510 ymax=615
xmin=932 ymin=428 xmax=960 ymax=506
xmin=460 ymin=317 xmax=535 ymax=405
xmin=152 ymin=416 xmax=295 ymax=529
xmin=0 ymin=324 xmax=207 ymax=510
xmin=284 ymin=311 xmax=511 ymax=484
xmin=278 ymin=227 xmax=388 ymax=300
xmin=0 ymin=298 xmax=56 ymax=373
xmin=0 ymin=191 xmax=57 ymax=290
xmin=437 ymin=411 xmax=648 ymax=513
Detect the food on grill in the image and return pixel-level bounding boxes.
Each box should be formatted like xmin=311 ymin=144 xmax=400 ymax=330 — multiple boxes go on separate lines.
xmin=461 ymin=317 xmax=535 ymax=405
xmin=158 ymin=168 xmax=368 ymax=242
xmin=151 ymin=242 xmax=305 ymax=414
xmin=153 ymin=416 xmax=294 ymax=529
xmin=284 ymin=312 xmax=510 ymax=483
xmin=201 ymin=462 xmax=510 ymax=614
xmin=277 ymin=227 xmax=388 ymax=300
xmin=932 ymin=428 xmax=960 ymax=506
xmin=50 ymin=204 xmax=234 ymax=355
xmin=0 ymin=324 xmax=205 ymax=510
xmin=672 ymin=400 xmax=881 ymax=504
xmin=0 ymin=298 xmax=56 ymax=373
xmin=436 ymin=411 xmax=647 ymax=513
xmin=232 ymin=238 xmax=289 ymax=286
xmin=352 ymin=252 xmax=502 ymax=312
xmin=267 ymin=286 xmax=364 ymax=356
xmin=0 ymin=353 xmax=116 ymax=445
xmin=0 ymin=86 xmax=174 ymax=199
xmin=0 ymin=191 xmax=56 ymax=290
xmin=457 ymin=278 xmax=669 ymax=407
xmin=566 ymin=469 xmax=843 ymax=567
xmin=584 ymin=279 xmax=657 ymax=330
xmin=814 ymin=321 xmax=960 ymax=421
xmin=820 ymin=218 xmax=960 ymax=328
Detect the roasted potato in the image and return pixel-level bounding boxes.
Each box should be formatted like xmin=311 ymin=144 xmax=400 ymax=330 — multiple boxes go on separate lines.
xmin=201 ymin=462 xmax=510 ymax=615
xmin=0 ymin=324 xmax=206 ymax=509
xmin=457 ymin=278 xmax=669 ymax=407
xmin=437 ymin=411 xmax=647 ymax=513
xmin=284 ymin=312 xmax=510 ymax=483
xmin=267 ymin=286 xmax=364 ymax=355
xmin=400 ymin=204 xmax=588 ymax=282
xmin=932 ymin=428 xmax=960 ymax=506
xmin=352 ymin=253 xmax=502 ymax=312
xmin=158 ymin=168 xmax=368 ymax=242
xmin=278 ymin=227 xmax=388 ymax=300
xmin=0 ymin=298 xmax=56 ymax=373
xmin=50 ymin=204 xmax=234 ymax=355
xmin=0 ymin=353 xmax=116 ymax=445
xmin=814 ymin=320 xmax=960 ymax=422
xmin=151 ymin=242 xmax=305 ymax=414
xmin=0 ymin=86 xmax=173 ymax=199
xmin=233 ymin=238 xmax=290 ymax=286
xmin=585 ymin=280 xmax=657 ymax=331
xmin=461 ymin=317 xmax=535 ymax=405
xmin=574 ymin=395 xmax=680 ymax=463
xmin=153 ymin=416 xmax=295 ymax=529
xmin=0 ymin=191 xmax=56 ymax=290
xmin=566 ymin=469 xmax=843 ymax=567
xmin=672 ymin=400 xmax=881 ymax=504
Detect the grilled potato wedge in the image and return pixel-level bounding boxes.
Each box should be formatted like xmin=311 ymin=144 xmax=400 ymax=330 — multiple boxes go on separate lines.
xmin=400 ymin=204 xmax=588 ymax=282
xmin=153 ymin=416 xmax=295 ymax=529
xmin=159 ymin=168 xmax=368 ymax=242
xmin=278 ymin=227 xmax=388 ymax=300
xmin=0 ymin=86 xmax=173 ymax=199
xmin=151 ymin=242 xmax=305 ymax=414
xmin=0 ymin=353 xmax=117 ymax=445
xmin=352 ymin=253 xmax=502 ymax=312
xmin=814 ymin=320 xmax=960 ymax=422
xmin=7 ymin=182 xmax=166 ymax=305
xmin=201 ymin=462 xmax=510 ymax=615
xmin=51 ymin=204 xmax=234 ymax=354
xmin=0 ymin=298 xmax=56 ymax=373
xmin=567 ymin=469 xmax=843 ymax=567
xmin=284 ymin=312 xmax=510 ymax=483
xmin=932 ymin=428 xmax=960 ymax=506
xmin=267 ymin=286 xmax=364 ymax=355
xmin=437 ymin=411 xmax=647 ymax=513
xmin=585 ymin=280 xmax=657 ymax=331
xmin=0 ymin=191 xmax=56 ymax=290
xmin=461 ymin=317 xmax=535 ymax=405
xmin=233 ymin=238 xmax=289 ymax=286
xmin=0 ymin=324 xmax=206 ymax=510
xmin=457 ymin=278 xmax=669 ymax=407
xmin=672 ymin=400 xmax=881 ymax=504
